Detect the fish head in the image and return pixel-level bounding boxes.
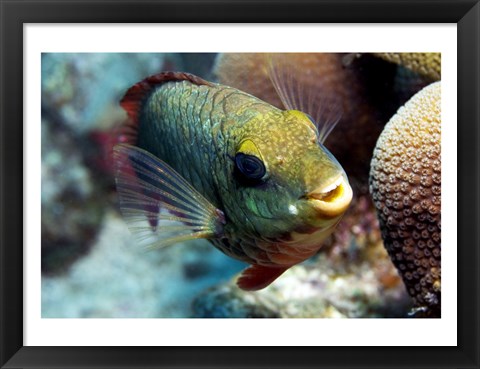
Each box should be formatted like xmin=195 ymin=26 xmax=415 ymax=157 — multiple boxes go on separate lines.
xmin=226 ymin=109 xmax=352 ymax=249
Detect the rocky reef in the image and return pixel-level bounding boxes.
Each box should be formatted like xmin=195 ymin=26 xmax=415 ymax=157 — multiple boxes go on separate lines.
xmin=41 ymin=52 xmax=440 ymax=318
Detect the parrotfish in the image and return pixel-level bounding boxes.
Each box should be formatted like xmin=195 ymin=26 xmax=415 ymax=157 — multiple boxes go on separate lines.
xmin=113 ymin=69 xmax=352 ymax=291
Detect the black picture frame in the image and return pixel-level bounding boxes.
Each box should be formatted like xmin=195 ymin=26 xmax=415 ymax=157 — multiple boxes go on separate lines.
xmin=1 ymin=1 xmax=479 ymax=368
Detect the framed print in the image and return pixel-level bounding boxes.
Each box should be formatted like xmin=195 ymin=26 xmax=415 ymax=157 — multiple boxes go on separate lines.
xmin=1 ymin=0 xmax=479 ymax=368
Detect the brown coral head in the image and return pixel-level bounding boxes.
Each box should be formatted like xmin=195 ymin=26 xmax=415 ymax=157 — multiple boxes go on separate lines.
xmin=369 ymin=81 xmax=441 ymax=317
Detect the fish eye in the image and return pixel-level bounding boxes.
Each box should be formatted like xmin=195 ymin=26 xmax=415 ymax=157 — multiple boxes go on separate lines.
xmin=234 ymin=153 xmax=266 ymax=182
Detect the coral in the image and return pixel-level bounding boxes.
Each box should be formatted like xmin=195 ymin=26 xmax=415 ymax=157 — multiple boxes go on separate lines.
xmin=373 ymin=53 xmax=441 ymax=81
xmin=369 ymin=82 xmax=441 ymax=317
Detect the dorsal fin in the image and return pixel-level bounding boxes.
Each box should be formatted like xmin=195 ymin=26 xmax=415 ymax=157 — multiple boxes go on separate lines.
xmin=119 ymin=72 xmax=214 ymax=144
xmin=265 ymin=54 xmax=343 ymax=144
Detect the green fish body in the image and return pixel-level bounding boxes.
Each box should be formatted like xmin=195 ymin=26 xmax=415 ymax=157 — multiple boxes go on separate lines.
xmin=114 ymin=72 xmax=352 ymax=290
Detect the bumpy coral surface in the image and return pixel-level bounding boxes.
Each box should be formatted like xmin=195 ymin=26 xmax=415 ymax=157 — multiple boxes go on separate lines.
xmin=374 ymin=53 xmax=441 ymax=81
xmin=369 ymin=82 xmax=441 ymax=317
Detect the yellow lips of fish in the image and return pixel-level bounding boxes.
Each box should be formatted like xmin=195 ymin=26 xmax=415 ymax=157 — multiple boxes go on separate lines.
xmin=307 ymin=173 xmax=353 ymax=219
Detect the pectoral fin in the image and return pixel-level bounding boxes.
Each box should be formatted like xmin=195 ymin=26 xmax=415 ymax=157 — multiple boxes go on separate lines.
xmin=113 ymin=144 xmax=225 ymax=250
xmin=236 ymin=264 xmax=289 ymax=291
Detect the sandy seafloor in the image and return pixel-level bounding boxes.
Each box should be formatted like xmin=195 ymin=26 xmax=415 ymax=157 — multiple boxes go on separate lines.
xmin=41 ymin=52 xmax=415 ymax=318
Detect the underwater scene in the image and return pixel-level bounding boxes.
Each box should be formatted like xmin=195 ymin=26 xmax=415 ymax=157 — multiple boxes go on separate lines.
xmin=41 ymin=53 xmax=441 ymax=318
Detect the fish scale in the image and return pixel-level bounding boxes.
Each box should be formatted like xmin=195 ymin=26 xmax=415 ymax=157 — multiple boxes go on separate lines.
xmin=140 ymin=83 xmax=219 ymax=204
xmin=115 ymin=71 xmax=352 ymax=290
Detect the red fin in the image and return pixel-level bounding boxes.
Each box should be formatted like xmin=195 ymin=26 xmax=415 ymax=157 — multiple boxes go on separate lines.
xmin=237 ymin=265 xmax=289 ymax=291
xmin=120 ymin=71 xmax=213 ymax=122
xmin=119 ymin=72 xmax=213 ymax=145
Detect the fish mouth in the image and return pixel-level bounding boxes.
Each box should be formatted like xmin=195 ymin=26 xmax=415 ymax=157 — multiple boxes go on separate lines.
xmin=306 ymin=174 xmax=353 ymax=218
